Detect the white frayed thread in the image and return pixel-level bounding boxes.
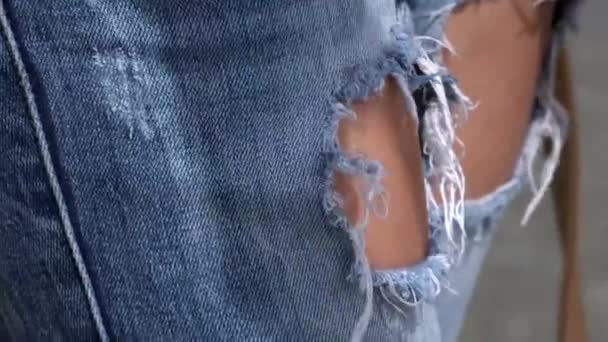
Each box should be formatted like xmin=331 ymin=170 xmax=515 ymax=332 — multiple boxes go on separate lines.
xmin=521 ymin=109 xmax=564 ymax=225
xmin=410 ymin=2 xmax=458 ymax=55
xmin=417 ymin=56 xmax=468 ymax=259
xmin=533 ymin=0 xmax=558 ymax=6
xmin=521 ymin=35 xmax=568 ymax=225
xmin=414 ymin=35 xmax=457 ymax=56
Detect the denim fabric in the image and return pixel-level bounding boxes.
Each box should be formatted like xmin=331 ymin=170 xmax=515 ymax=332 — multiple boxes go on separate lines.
xmin=0 ymin=16 xmax=97 ymax=340
xmin=0 ymin=0 xmax=577 ymax=341
xmin=435 ymin=106 xmax=555 ymax=341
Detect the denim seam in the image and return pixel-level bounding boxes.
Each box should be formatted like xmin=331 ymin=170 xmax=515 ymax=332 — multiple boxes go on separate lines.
xmin=0 ymin=2 xmax=109 ymax=341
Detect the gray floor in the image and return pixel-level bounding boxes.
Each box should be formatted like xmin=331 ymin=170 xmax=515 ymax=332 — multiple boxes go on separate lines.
xmin=460 ymin=2 xmax=608 ymax=341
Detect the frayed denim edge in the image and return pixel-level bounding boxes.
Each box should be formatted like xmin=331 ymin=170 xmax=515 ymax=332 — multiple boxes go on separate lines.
xmin=520 ymin=30 xmax=570 ymax=225
xmin=322 ymin=4 xmax=472 ymax=341
xmin=323 ymin=1 xmax=576 ymax=340
xmin=518 ymin=0 xmax=575 ymax=225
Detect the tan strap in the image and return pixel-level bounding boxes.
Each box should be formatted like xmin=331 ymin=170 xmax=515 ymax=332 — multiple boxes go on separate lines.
xmin=552 ymin=47 xmax=587 ymax=342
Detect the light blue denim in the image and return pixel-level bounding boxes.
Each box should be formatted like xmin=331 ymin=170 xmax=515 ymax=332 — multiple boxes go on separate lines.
xmin=0 ymin=0 xmax=578 ymax=341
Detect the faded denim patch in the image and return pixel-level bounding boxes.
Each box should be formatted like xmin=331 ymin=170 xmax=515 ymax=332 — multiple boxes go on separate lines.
xmin=93 ymin=48 xmax=156 ymax=140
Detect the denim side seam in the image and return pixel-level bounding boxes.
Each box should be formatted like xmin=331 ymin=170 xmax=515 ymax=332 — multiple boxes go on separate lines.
xmin=0 ymin=2 xmax=110 ymax=341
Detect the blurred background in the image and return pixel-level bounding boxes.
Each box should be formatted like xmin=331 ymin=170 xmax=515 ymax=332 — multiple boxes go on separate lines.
xmin=461 ymin=1 xmax=607 ymax=341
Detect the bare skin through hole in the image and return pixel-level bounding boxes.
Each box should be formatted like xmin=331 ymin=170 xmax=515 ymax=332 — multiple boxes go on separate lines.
xmin=445 ymin=0 xmax=555 ymax=199
xmin=335 ymin=1 xmax=556 ymax=271
xmin=335 ymin=77 xmax=428 ymax=270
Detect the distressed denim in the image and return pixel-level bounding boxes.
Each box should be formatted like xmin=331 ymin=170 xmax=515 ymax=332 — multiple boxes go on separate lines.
xmin=0 ymin=0 xmax=579 ymax=341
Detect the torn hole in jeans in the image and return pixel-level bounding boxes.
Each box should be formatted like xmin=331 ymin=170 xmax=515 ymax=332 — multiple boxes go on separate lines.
xmin=321 ymin=8 xmax=472 ymax=340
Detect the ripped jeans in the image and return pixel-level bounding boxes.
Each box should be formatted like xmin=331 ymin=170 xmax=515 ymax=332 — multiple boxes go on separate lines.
xmin=0 ymin=0 xmax=579 ymax=341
